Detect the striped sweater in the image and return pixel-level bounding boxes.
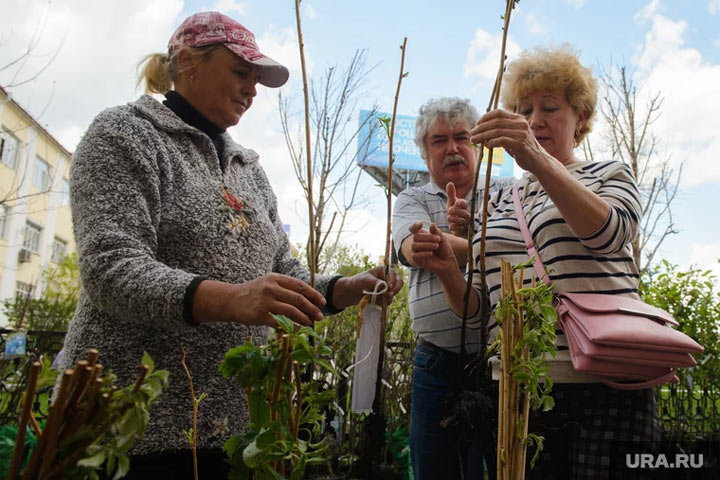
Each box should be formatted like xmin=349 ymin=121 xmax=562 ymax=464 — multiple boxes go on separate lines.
xmin=475 ymin=160 xmax=642 ymax=382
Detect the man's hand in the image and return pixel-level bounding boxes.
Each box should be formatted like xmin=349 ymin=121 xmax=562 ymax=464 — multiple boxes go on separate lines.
xmin=446 ymin=182 xmax=471 ymax=237
xmin=407 ymin=221 xmax=459 ymax=275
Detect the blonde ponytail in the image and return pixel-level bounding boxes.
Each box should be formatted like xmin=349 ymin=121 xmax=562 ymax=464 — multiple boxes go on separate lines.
xmin=136 ymin=45 xmax=226 ymax=94
xmin=136 ymin=53 xmax=173 ymax=94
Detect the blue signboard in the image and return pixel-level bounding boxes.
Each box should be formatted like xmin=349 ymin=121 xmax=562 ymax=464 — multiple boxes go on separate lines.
xmin=357 ymin=109 xmax=514 ymax=177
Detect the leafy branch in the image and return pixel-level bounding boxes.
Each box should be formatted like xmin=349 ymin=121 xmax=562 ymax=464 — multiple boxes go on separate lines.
xmin=495 ymin=259 xmax=557 ymax=478
xmin=219 ymin=315 xmax=335 ymax=480
xmin=7 ymin=350 xmax=168 ymax=480
xmin=181 ymin=349 xmax=207 ymax=480
xmin=377 ymin=36 xmax=408 ymax=416
xmin=461 ymin=0 xmax=517 ymax=357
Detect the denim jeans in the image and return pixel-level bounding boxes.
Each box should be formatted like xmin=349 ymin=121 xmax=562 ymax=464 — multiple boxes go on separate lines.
xmin=410 ymin=342 xmax=494 ymax=480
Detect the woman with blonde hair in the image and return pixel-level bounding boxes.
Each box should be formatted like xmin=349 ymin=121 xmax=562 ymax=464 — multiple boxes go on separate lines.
xmin=408 ymin=45 xmax=658 ymax=478
xmin=60 ymin=11 xmax=401 ymax=478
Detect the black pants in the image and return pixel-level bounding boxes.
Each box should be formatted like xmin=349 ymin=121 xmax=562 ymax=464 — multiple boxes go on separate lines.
xmin=100 ymin=449 xmax=229 ymax=480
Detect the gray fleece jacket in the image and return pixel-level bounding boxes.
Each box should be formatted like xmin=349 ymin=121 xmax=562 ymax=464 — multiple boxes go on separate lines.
xmin=61 ymin=95 xmax=332 ymax=454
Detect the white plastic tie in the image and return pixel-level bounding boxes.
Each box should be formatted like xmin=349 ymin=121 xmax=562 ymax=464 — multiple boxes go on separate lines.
xmin=346 ymin=345 xmax=373 ymax=372
xmin=363 ymin=280 xmax=388 ymax=306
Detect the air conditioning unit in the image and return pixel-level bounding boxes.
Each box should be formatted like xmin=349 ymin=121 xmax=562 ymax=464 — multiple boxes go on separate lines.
xmin=18 ymin=248 xmax=32 ymax=263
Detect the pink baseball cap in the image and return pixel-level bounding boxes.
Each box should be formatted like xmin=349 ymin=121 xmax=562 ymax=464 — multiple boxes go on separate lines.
xmin=168 ymin=11 xmax=289 ymax=88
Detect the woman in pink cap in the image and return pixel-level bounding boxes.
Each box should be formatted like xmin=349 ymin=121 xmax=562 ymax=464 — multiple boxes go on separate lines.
xmin=60 ymin=11 xmax=401 ymax=478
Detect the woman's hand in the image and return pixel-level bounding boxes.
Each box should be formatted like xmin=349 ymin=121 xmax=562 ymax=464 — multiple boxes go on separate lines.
xmin=193 ymin=274 xmax=327 ymax=328
xmin=470 ymin=109 xmax=550 ymax=174
xmin=407 ymin=221 xmax=459 ymax=276
xmin=446 ymin=182 xmax=471 ymax=237
xmin=331 ymin=266 xmax=404 ymax=309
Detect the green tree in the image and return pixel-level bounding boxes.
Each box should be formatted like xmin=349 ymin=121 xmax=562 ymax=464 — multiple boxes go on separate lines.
xmin=4 ymin=252 xmax=80 ymax=332
xmin=641 ymin=259 xmax=720 ymax=383
xmin=641 ymin=259 xmax=720 ymax=437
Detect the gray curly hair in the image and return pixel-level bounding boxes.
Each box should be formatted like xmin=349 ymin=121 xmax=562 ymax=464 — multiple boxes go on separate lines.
xmin=414 ymin=97 xmax=479 ymax=160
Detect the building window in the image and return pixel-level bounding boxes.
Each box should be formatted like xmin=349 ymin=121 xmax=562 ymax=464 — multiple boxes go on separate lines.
xmin=15 ymin=281 xmax=35 ymax=299
xmin=32 ymin=156 xmax=52 ymax=190
xmin=0 ymin=204 xmax=9 ymax=239
xmin=51 ymin=237 xmax=67 ymax=263
xmin=59 ymin=178 xmax=70 ymax=206
xmin=0 ymin=129 xmax=20 ymax=170
xmin=23 ymin=221 xmax=42 ymax=253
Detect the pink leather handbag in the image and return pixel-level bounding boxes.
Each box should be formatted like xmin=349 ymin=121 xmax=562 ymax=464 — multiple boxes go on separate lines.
xmin=511 ymin=184 xmax=704 ymax=390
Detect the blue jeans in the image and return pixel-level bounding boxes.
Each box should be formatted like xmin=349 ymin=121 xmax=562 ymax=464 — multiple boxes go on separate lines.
xmin=410 ymin=342 xmax=494 ymax=480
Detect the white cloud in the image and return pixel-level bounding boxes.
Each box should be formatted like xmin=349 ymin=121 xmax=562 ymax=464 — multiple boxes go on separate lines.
xmin=688 ymin=242 xmax=720 ymax=278
xmin=463 ymin=29 xmax=521 ymax=86
xmin=0 ymin=0 xmax=184 ymax=150
xmin=630 ymin=6 xmax=720 ymax=186
xmin=714 ymin=37 xmax=720 ymax=48
xmin=708 ymin=0 xmax=720 ymax=14
xmin=564 ymin=0 xmax=587 ymax=9
xmin=211 ymin=0 xmax=246 ymax=14
xmin=523 ymin=12 xmax=547 ymax=35
xmin=634 ymin=0 xmax=661 ymax=21
xmin=304 ymin=4 xmax=319 ymax=20
xmin=1 ymin=1 xmax=377 ymax=256
xmin=256 ymin=27 xmax=306 ymax=76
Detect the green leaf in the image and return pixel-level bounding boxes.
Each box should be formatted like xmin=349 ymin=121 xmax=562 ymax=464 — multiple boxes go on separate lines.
xmin=227 ymin=449 xmax=252 ymax=480
xmin=141 ymin=351 xmax=155 ymax=373
xmin=224 ymin=435 xmax=244 ymax=457
xmin=78 ymin=450 xmax=107 ymax=469
xmin=113 ymin=454 xmax=130 ymax=480
xmin=297 ymin=439 xmax=308 ymax=453
xmin=255 ymin=427 xmax=276 ymax=450
xmin=314 ymin=358 xmax=336 ymax=374
xmin=106 ymin=452 xmax=117 ymax=475
xmin=250 ymin=389 xmax=271 ymax=427
xmin=256 ymin=467 xmax=287 ymax=480
xmin=273 ymin=314 xmax=294 ymax=334
xmin=540 ymin=305 xmax=557 ymax=322
xmin=243 ymin=439 xmax=269 ymax=469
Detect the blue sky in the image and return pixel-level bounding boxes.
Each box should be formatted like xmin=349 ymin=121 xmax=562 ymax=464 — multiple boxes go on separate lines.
xmin=2 ymin=0 xmax=719 ymax=273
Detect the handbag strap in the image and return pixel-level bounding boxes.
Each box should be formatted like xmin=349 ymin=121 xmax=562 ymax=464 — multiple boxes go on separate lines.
xmin=598 ymin=371 xmax=679 ymax=390
xmin=512 ymin=186 xmax=682 ymax=391
xmin=511 ymin=183 xmax=551 ymax=286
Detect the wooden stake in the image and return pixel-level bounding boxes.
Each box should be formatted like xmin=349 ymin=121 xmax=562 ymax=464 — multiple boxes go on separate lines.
xmin=461 ymin=0 xmax=516 ymax=355
xmin=8 ymin=361 xmax=41 ymax=480
xmin=293 ymin=361 xmax=302 ymax=442
xmin=294 ymin=0 xmax=316 ymax=287
xmin=375 ymin=36 xmax=408 ymax=415
xmin=270 ymin=335 xmax=291 ymax=420
xmin=27 ymin=369 xmax=73 ymax=479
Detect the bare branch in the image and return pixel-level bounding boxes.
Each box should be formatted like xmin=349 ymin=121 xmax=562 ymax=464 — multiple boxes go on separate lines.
xmin=280 ymin=50 xmax=379 ymax=265
xmin=595 ymin=60 xmax=682 ymax=274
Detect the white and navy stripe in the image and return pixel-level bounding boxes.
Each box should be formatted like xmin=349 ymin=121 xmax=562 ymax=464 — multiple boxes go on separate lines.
xmin=475 ymin=160 xmax=642 ymax=382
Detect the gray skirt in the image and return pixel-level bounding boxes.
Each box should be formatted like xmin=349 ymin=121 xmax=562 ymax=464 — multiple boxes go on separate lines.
xmin=525 ymin=383 xmax=660 ymax=480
